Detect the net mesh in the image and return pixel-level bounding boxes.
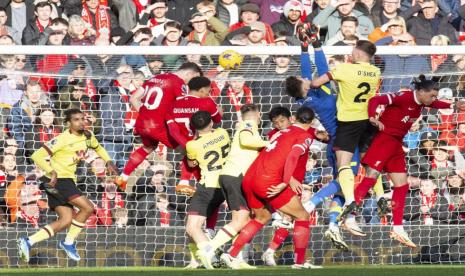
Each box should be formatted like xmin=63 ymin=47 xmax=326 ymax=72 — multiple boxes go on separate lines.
xmin=1 ymin=49 xmax=465 ymax=268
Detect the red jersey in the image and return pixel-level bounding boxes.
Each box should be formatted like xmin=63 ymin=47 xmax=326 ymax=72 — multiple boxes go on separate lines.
xmin=250 ymin=125 xmax=313 ymax=186
xmin=267 ymin=127 xmax=317 ymax=183
xmin=166 ymin=95 xmax=222 ymax=139
xmin=135 ymin=73 xmax=187 ymax=129
xmin=368 ymin=90 xmax=451 ymax=139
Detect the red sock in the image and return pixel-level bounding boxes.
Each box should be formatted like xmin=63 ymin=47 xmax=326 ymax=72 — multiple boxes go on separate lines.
xmin=229 ymin=220 xmax=264 ymax=257
xmin=391 ymin=184 xmax=409 ymax=225
xmin=354 ymin=177 xmax=377 ymax=204
xmin=293 ymin=220 xmax=310 ymax=265
xmin=122 ymin=147 xmax=150 ymax=176
xmin=269 ymin=227 xmax=290 ymax=250
xmin=206 ymin=207 xmax=219 ymax=230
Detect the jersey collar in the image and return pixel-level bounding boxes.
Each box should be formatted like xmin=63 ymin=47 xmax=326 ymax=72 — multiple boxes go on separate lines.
xmin=413 ymin=91 xmax=421 ymax=105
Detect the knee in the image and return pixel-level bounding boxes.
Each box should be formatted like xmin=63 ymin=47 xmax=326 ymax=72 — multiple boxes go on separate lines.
xmin=255 ymin=212 xmax=271 ymax=225
xmin=58 ymin=217 xmax=73 ymax=230
xmin=294 ymin=210 xmax=309 ymax=221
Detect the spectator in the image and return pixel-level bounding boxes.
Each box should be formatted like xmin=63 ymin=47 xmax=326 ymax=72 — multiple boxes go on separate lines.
xmin=24 ymin=106 xmax=61 ymax=152
xmin=152 ymin=21 xmax=188 ymax=68
xmin=67 ymin=14 xmax=96 ymax=46
xmin=403 ymin=117 xmax=432 ymax=150
xmin=219 ymin=71 xmax=258 ymax=131
xmin=376 ymin=32 xmax=430 ymax=93
xmin=368 ymin=16 xmax=407 ymax=43
xmin=404 ymin=177 xmax=450 ymax=224
xmin=429 ymin=87 xmax=456 ymax=133
xmin=1 ymin=0 xmax=35 ymax=43
xmin=16 ymin=174 xmax=46 ymax=228
xmin=214 ymin=0 xmax=247 ymax=27
xmin=87 ymin=37 xmax=124 ymax=80
xmin=187 ymin=12 xmax=228 ymax=46
xmin=111 ymin=0 xmax=138 ymax=32
xmin=271 ymin=0 xmax=303 ymax=37
xmin=139 ymin=0 xmax=173 ymax=38
xmin=407 ymin=0 xmax=458 ymax=45
xmin=370 ymin=0 xmax=404 ymax=26
xmin=100 ymin=65 xmax=135 ymax=170
xmin=229 ymin=3 xmax=275 ymax=44
xmin=95 ymin=177 xmax=126 ymax=227
xmin=144 ymin=55 xmax=165 ymax=76
xmin=8 ymin=80 xmax=50 ymax=150
xmin=0 ymin=59 xmax=24 ymax=108
xmin=407 ymin=131 xmax=438 ymax=181
xmin=326 ymin=16 xmax=367 ymax=45
xmin=446 ymin=174 xmax=465 ymax=223
xmin=248 ymin=0 xmax=288 ymax=25
xmin=175 ymin=41 xmax=214 ymax=69
xmin=0 ymin=7 xmax=20 ymax=44
xmin=80 ymin=0 xmax=119 ymax=39
xmin=0 ymin=136 xmax=25 ymax=172
xmin=305 ymin=0 xmax=330 ymax=40
xmin=431 ymin=35 xmax=454 ymax=72
xmin=21 ymin=1 xmax=52 ymax=45
xmin=37 ymin=17 xmax=68 ymax=45
xmin=47 ymin=0 xmax=66 ymax=19
xmin=430 ymin=141 xmax=455 ymax=180
xmin=313 ymin=0 xmax=375 ymax=43
xmin=165 ymin=0 xmax=203 ymax=26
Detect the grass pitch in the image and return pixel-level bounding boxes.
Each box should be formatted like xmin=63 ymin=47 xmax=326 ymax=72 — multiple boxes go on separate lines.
xmin=2 ymin=265 xmax=465 ymax=276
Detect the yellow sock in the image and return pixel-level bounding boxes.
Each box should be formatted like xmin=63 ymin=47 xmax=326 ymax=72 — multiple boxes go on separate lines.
xmin=188 ymin=242 xmax=199 ymax=261
xmin=211 ymin=225 xmax=237 ymax=251
xmin=373 ymin=175 xmax=384 ymax=199
xmin=338 ymin=166 xmax=355 ymax=203
xmin=29 ymin=225 xmax=54 ymax=246
xmin=64 ymin=220 xmax=85 ymax=245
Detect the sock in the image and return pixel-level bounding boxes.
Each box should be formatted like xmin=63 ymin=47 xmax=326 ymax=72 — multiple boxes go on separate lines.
xmin=206 ymin=208 xmax=219 ymax=230
xmin=309 ymin=180 xmax=341 ymax=207
xmin=122 ymin=147 xmax=150 ymax=176
xmin=354 ymin=177 xmax=377 ymax=205
xmin=268 ymin=227 xmax=290 ymax=251
xmin=391 ymin=184 xmax=409 ymax=225
xmin=373 ymin=175 xmax=385 ymax=200
xmin=180 ymin=158 xmax=195 ymax=182
xmin=197 ymin=241 xmax=212 ymax=252
xmin=293 ymin=220 xmax=310 ymax=265
xmin=188 ymin=242 xmax=199 ymax=261
xmin=28 ymin=225 xmax=54 ymax=246
xmin=329 ymin=205 xmax=342 ymax=227
xmin=229 ymin=220 xmax=264 ymax=257
xmin=211 ymin=225 xmax=237 ymax=251
xmin=338 ymin=166 xmax=355 ymax=203
xmin=64 ymin=220 xmax=85 ymax=245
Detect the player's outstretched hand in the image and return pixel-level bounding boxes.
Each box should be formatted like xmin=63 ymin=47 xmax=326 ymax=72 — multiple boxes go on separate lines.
xmin=315 ymin=130 xmax=330 ymax=142
xmin=267 ymin=183 xmax=287 ymax=198
xmin=456 ymin=99 xmax=465 ymax=110
xmin=49 ymin=170 xmax=58 ymax=188
xmin=106 ymin=161 xmax=118 ymax=176
xmin=289 ymin=177 xmax=303 ymax=195
xmin=369 ymin=117 xmax=385 ymax=131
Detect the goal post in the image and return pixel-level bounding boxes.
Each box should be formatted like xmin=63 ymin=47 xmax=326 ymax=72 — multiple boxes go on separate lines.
xmin=0 ymin=45 xmax=465 ymax=268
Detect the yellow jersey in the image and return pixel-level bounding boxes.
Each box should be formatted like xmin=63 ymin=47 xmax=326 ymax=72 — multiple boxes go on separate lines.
xmin=221 ymin=120 xmax=268 ymax=177
xmin=31 ymin=130 xmax=111 ymax=181
xmin=186 ymin=128 xmax=230 ymax=188
xmin=329 ymin=62 xmax=381 ymax=122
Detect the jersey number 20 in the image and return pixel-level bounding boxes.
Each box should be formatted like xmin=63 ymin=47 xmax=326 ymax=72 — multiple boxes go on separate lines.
xmin=354 ymin=82 xmax=370 ymax=103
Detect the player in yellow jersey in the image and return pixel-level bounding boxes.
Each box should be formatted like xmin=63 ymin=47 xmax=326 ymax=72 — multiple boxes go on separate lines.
xmin=17 ymin=109 xmax=117 ymax=263
xmin=198 ymin=104 xmax=269 ymax=269
xmin=310 ymin=40 xmax=381 ymax=231
xmin=185 ymin=111 xmax=230 ymax=270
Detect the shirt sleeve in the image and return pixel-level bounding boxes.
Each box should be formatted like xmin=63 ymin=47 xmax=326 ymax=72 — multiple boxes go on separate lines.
xmin=368 ymin=94 xmax=391 ymax=118
xmin=239 ymin=129 xmax=269 ymax=149
xmin=328 ymin=63 xmax=346 ymax=81
xmin=429 ymin=100 xmax=453 ymax=109
xmin=31 ymin=147 xmax=54 ymax=174
xmin=209 ymin=99 xmax=222 ymax=123
xmin=186 ymin=141 xmax=197 ymax=161
xmin=90 ymin=134 xmax=112 ymax=162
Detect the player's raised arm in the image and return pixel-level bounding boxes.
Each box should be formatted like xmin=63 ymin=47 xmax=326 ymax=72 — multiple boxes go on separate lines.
xmin=130 ymin=86 xmax=146 ymax=112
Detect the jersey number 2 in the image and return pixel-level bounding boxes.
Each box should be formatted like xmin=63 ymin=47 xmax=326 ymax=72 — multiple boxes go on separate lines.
xmin=144 ymin=86 xmax=164 ymax=110
xmin=204 ymin=144 xmax=229 ymax=171
xmin=354 ymin=82 xmax=370 ymax=103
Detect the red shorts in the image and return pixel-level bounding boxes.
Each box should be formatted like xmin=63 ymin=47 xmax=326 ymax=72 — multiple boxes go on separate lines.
xmin=242 ymin=168 xmax=297 ymax=210
xmin=361 ymin=132 xmax=406 ymax=173
xmin=135 ymin=121 xmax=178 ymax=149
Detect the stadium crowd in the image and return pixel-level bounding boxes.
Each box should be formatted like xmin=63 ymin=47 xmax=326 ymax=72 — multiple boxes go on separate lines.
xmin=0 ymin=0 xmax=464 ymax=233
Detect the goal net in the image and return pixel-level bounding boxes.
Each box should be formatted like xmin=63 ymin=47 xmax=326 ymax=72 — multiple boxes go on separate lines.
xmin=1 ymin=45 xmax=465 ymax=268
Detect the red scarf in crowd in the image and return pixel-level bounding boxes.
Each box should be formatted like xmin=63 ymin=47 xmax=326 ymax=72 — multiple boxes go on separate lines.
xmin=86 ymin=79 xmax=97 ymax=101
xmin=226 ymin=85 xmax=253 ymax=112
xmin=160 ymin=210 xmax=170 ymax=227
xmin=115 ymin=80 xmax=139 ymax=130
xmin=421 ymin=191 xmax=437 ymax=225
xmin=133 ymin=0 xmax=149 ymax=16
xmin=38 ymin=126 xmax=60 ymax=143
xmin=35 ymin=18 xmax=51 ymax=33
xmin=431 ymin=54 xmax=448 ymax=72
xmin=187 ymin=31 xmax=208 ymax=45
xmin=81 ymin=1 xmax=110 ymax=37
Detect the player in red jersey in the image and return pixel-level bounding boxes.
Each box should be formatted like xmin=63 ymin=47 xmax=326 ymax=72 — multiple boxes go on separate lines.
xmin=339 ymin=75 xmax=465 ymax=248
xmin=114 ymin=62 xmax=203 ymax=190
xmin=166 ymin=76 xmax=222 ymax=193
xmin=220 ymin=106 xmax=320 ymax=269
